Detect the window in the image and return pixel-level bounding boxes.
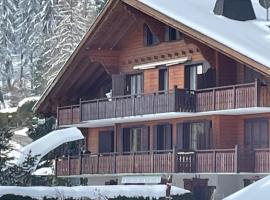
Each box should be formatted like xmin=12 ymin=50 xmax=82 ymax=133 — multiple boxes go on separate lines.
xmin=165 ymin=26 xmax=183 ymax=41
xmin=245 ymin=118 xmax=268 ymax=149
xmin=123 ymin=127 xmax=149 ymax=152
xmin=185 ymin=63 xmax=215 ymax=90
xmin=155 ymin=124 xmax=172 ymax=150
xmin=159 ymin=68 xmax=168 ymax=91
xmin=99 ymin=131 xmax=114 ymax=153
xmin=125 ymin=73 xmax=142 ymax=95
xmin=177 ymin=121 xmax=212 ymax=150
xmin=144 ymin=24 xmax=159 ymax=46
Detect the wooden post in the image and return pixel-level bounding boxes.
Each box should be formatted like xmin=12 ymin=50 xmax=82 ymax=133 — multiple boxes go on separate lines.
xmin=55 ymin=157 xmax=58 ymax=177
xmin=233 ymin=86 xmax=236 ymax=108
xmin=79 ymin=154 xmax=82 ymax=175
xmin=234 ymin=145 xmax=238 ymax=173
xmin=114 ymin=153 xmax=117 ymax=174
xmin=56 ymin=104 xmax=60 ymax=128
xmin=97 ymin=154 xmax=100 ymax=174
xmin=68 ymin=155 xmax=70 ymax=176
xmin=214 ymin=150 xmax=217 ymax=173
xmin=152 ymin=93 xmax=155 ymax=113
xmin=71 ymin=106 xmax=73 ymax=124
xmin=255 ymin=79 xmax=260 ymax=107
xmin=79 ymin=98 xmax=82 ymax=122
xmin=151 ymin=150 xmax=155 ymax=173
xmin=172 ymin=146 xmax=177 ymax=173
xmin=132 ymin=95 xmax=135 ymax=116
xmin=212 ymin=89 xmax=216 ymax=111
xmin=97 ymin=100 xmax=100 ymax=119
xmin=114 ymin=98 xmax=117 ymax=118
xmin=173 ymin=85 xmax=179 ymax=112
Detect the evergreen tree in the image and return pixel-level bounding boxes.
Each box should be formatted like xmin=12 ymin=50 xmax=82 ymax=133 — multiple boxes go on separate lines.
xmin=94 ymin=0 xmax=108 ymax=13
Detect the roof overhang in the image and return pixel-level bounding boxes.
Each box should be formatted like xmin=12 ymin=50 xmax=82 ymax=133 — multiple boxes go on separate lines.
xmin=34 ymin=0 xmax=270 ymax=115
xmin=133 ymin=56 xmax=191 ymax=70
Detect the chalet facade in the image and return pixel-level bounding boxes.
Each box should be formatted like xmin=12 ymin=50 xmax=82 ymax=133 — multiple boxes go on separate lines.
xmin=35 ymin=0 xmax=270 ymax=199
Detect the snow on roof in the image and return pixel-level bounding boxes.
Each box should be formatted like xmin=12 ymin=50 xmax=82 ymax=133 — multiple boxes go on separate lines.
xmin=0 ymin=107 xmax=17 ymax=114
xmin=18 ymin=96 xmax=40 ymax=107
xmin=12 ymin=127 xmax=84 ymax=167
xmin=0 ymin=185 xmax=189 ymax=199
xmin=14 ymin=127 xmax=29 ymax=136
xmin=32 ymin=167 xmax=54 ymax=176
xmin=224 ymin=175 xmax=270 ymax=200
xmin=139 ymin=0 xmax=270 ymax=68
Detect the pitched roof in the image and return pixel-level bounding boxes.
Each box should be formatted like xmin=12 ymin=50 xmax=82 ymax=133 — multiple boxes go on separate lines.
xmin=137 ymin=0 xmax=270 ymax=69
xmin=35 ymin=0 xmax=270 ymax=113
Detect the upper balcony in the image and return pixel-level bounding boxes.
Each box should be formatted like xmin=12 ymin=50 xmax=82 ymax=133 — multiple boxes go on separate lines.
xmin=57 ymin=80 xmax=268 ymax=126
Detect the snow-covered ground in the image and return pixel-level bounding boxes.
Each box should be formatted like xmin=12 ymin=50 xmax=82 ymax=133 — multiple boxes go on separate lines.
xmin=224 ymin=175 xmax=270 ymax=200
xmin=0 ymin=107 xmax=18 ymax=113
xmin=0 ymin=185 xmax=189 ymax=199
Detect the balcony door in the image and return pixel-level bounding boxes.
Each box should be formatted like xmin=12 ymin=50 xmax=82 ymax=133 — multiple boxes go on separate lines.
xmin=245 ymin=118 xmax=268 ymax=149
xmin=185 ymin=63 xmax=215 ymax=90
xmin=177 ymin=121 xmax=212 ymax=151
xmin=112 ymin=73 xmax=143 ymax=97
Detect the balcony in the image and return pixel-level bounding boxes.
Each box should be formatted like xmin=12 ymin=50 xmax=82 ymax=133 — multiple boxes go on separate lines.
xmin=58 ymin=88 xmax=196 ymax=126
xmin=57 ymin=80 xmax=267 ymax=126
xmin=56 ymin=147 xmax=270 ymax=176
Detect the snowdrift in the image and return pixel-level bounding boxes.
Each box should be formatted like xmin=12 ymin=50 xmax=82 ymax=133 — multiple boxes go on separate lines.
xmin=0 ymin=185 xmax=190 ymax=199
xmin=224 ymin=175 xmax=270 ymax=200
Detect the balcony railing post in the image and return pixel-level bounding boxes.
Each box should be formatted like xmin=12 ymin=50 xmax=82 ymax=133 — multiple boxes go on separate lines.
xmin=79 ymin=98 xmax=82 ymax=122
xmin=212 ymin=89 xmax=216 ymax=110
xmin=172 ymin=146 xmax=177 ymax=172
xmin=71 ymin=106 xmax=73 ymax=124
xmin=114 ymin=98 xmax=117 ymax=118
xmin=234 ymin=145 xmax=238 ymax=173
xmin=55 ymin=157 xmax=58 ymax=177
xmin=132 ymin=95 xmax=135 ymax=116
xmin=97 ymin=100 xmax=100 ymax=120
xmin=97 ymin=154 xmax=100 ymax=174
xmin=173 ymin=86 xmax=179 ymax=112
xmin=151 ymin=150 xmax=154 ymax=173
xmin=255 ymin=79 xmax=260 ymax=107
xmin=114 ymin=153 xmax=117 ymax=174
xmin=233 ymin=86 xmax=236 ymax=109
xmin=213 ymin=150 xmax=217 ymax=172
xmin=68 ymin=155 xmax=70 ymax=176
xmin=56 ymin=104 xmax=60 ymax=127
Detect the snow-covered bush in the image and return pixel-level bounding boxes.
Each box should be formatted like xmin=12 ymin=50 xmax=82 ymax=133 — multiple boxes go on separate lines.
xmin=0 ymin=194 xmax=194 ymax=200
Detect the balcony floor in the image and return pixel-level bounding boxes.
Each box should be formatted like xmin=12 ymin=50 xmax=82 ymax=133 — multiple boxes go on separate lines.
xmin=60 ymin=107 xmax=270 ymax=128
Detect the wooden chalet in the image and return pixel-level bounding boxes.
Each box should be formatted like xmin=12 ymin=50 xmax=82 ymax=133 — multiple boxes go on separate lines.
xmin=35 ymin=0 xmax=270 ymax=199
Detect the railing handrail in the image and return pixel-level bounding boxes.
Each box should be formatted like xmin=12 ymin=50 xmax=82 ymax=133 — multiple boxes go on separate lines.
xmin=196 ymin=82 xmax=256 ymax=93
xmin=58 ymin=105 xmax=80 ymax=110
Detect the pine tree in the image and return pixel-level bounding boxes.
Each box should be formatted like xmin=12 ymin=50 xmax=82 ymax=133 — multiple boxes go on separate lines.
xmin=43 ymin=0 xmax=95 ymax=83
xmin=94 ymin=0 xmax=108 ymax=13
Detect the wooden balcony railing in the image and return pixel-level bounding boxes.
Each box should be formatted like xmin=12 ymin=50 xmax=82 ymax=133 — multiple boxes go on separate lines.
xmin=57 ymin=80 xmax=266 ymax=126
xmin=55 ymin=148 xmax=239 ymax=176
xmin=196 ymin=81 xmax=260 ymax=112
xmin=57 ymin=88 xmax=196 ymax=126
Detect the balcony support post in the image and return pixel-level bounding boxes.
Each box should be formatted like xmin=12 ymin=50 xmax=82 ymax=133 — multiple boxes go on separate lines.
xmin=56 ymin=104 xmax=60 ymax=128
xmin=234 ymin=145 xmax=238 ymax=173
xmin=212 ymin=89 xmax=216 ymax=111
xmin=68 ymin=155 xmax=70 ymax=176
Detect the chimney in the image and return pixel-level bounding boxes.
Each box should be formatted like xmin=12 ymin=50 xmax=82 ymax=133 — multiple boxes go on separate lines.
xmin=214 ymin=0 xmax=256 ymax=21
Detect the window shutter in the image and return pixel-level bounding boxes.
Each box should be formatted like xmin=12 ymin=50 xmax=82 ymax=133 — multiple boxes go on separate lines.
xmin=112 ymin=74 xmax=126 ymax=97
xmin=152 ymin=126 xmax=158 ymax=150
xmin=176 ymin=123 xmax=184 ymax=150
xmin=141 ymin=126 xmax=149 ymax=151
xmin=176 ymin=31 xmax=182 ymax=40
xmin=165 ymin=124 xmax=172 ymax=150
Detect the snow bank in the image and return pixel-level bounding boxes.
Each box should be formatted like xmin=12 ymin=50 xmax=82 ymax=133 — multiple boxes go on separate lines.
xmin=0 ymin=185 xmax=189 ymax=199
xmin=18 ymin=96 xmax=40 ymax=107
xmin=12 ymin=127 xmax=84 ymax=167
xmin=224 ymin=175 xmax=270 ymax=200
xmin=0 ymin=107 xmax=18 ymax=113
